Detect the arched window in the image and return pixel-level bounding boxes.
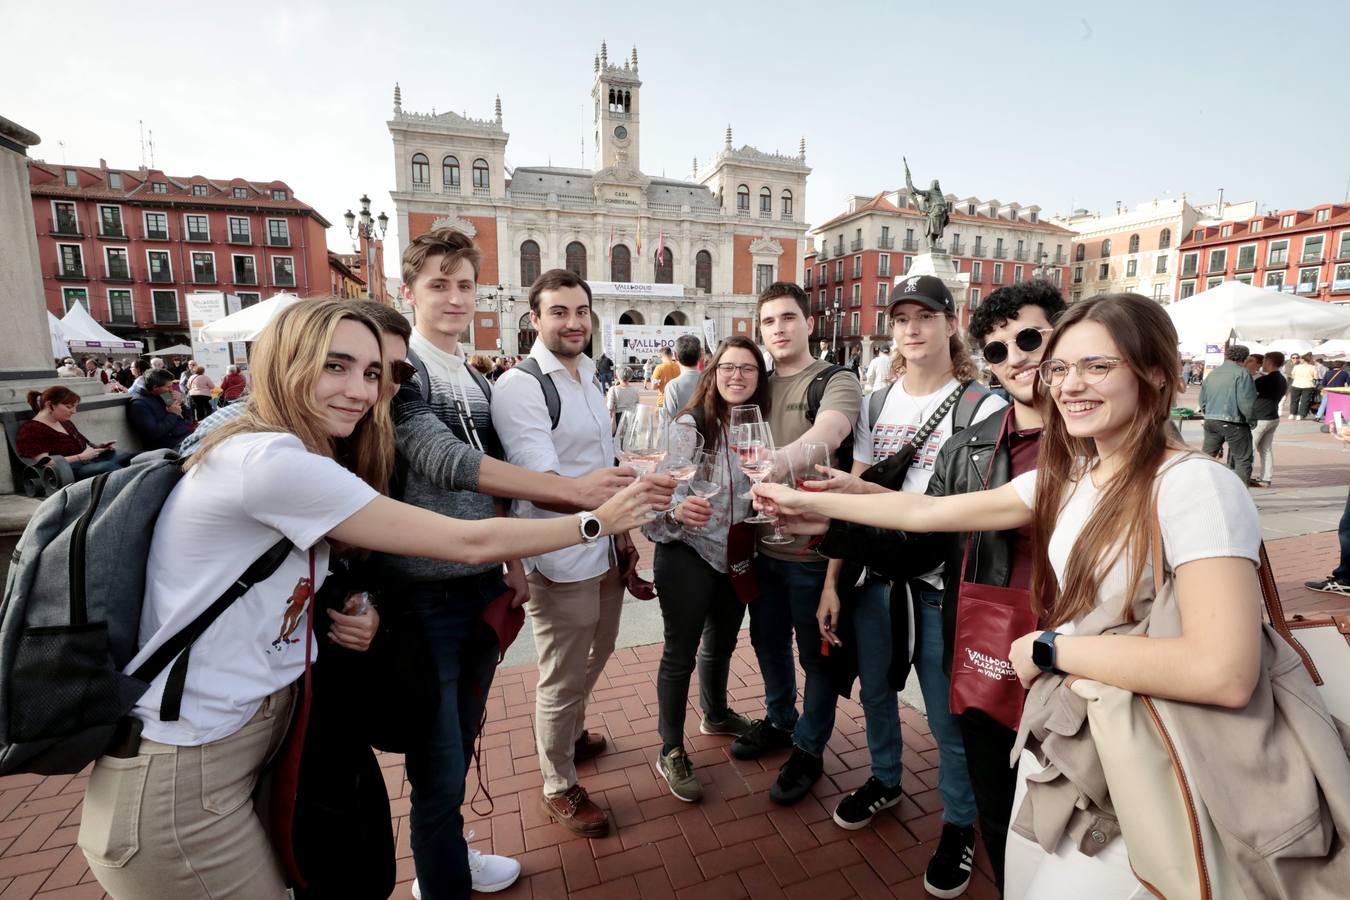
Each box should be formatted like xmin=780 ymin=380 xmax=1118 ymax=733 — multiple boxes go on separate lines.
xmin=517 ymin=311 xmax=537 ymax=354
xmin=781 ymin=189 xmax=793 ymax=219
xmin=610 ymin=244 xmax=631 ymax=283
xmin=1075 ymin=244 xmax=1085 ymax=262
xmin=472 ymin=159 xmax=489 ymax=190
xmin=411 ymin=153 xmax=430 ymax=185
xmin=520 ymin=240 xmax=541 ymax=286
xmin=759 ymin=187 xmax=772 ymax=215
xmin=442 ymin=156 xmax=460 ymax=188
xmin=1159 ymin=228 xmax=1172 ymax=249
xmin=565 ymin=241 xmax=587 ymax=279
xmin=695 ymin=250 xmax=712 ymax=293
xmin=1101 ymin=239 xmax=1112 ymax=257
xmin=654 ymin=247 xmax=673 ymax=284
xmin=736 ymin=185 xmax=749 ymax=212
xmin=1128 ymin=233 xmax=1140 ymax=254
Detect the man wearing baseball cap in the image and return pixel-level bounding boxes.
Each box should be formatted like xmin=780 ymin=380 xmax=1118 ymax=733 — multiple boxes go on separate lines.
xmin=815 ymin=272 xmax=1005 ymax=897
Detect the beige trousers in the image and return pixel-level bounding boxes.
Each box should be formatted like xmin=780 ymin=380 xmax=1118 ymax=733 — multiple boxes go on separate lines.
xmin=79 ymin=684 xmax=296 ymax=900
xmin=526 ymin=566 xmax=625 ymax=797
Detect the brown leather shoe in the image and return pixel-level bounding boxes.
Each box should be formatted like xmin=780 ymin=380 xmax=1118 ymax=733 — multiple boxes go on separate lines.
xmin=541 ymin=785 xmax=609 ymax=836
xmin=574 ymin=730 xmax=607 ymax=762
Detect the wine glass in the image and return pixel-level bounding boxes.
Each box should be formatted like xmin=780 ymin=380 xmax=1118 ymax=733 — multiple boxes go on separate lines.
xmin=658 ymin=419 xmax=703 ymax=483
xmin=617 ymin=406 xmax=668 ymax=478
xmin=761 ymin=454 xmax=797 ymax=545
xmin=729 ymin=404 xmax=763 ymax=435
xmin=684 ymin=449 xmax=725 ymax=531
xmin=737 ymin=421 xmax=776 ymax=524
xmin=797 ymin=442 xmax=830 ymax=491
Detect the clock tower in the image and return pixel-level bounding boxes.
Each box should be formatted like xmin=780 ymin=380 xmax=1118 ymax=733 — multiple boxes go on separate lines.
xmin=592 ymin=42 xmax=641 ymax=173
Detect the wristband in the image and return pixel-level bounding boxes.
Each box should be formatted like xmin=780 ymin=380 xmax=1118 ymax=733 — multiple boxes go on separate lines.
xmin=664 ymin=508 xmax=682 ymax=528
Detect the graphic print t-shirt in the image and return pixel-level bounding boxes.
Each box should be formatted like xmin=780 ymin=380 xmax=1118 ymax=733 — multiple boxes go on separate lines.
xmin=853 ymin=376 xmax=1006 ymax=495
xmin=127 ymin=432 xmax=379 ymax=746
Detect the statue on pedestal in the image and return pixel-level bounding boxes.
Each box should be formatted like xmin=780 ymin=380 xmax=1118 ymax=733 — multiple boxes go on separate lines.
xmin=904 ymin=157 xmax=950 ymax=252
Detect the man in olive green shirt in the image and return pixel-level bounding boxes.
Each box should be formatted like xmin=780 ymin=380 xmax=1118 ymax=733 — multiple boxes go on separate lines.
xmin=731 ymin=282 xmax=862 ymax=809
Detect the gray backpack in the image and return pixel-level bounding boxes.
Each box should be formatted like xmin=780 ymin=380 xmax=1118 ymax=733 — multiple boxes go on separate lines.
xmin=0 ymin=451 xmax=289 ymax=774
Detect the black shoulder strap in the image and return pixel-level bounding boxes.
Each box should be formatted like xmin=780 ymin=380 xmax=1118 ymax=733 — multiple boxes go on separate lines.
xmin=131 ymin=537 xmax=293 ymax=721
xmin=868 ymin=383 xmax=894 ymax=430
xmin=464 ymin=363 xmax=492 ymax=403
xmin=951 ymin=381 xmax=994 ymax=433
xmin=514 ymin=357 xmax=561 ymax=430
xmin=806 ymin=364 xmax=854 ymax=424
xmin=406 ymin=348 xmax=433 ymax=405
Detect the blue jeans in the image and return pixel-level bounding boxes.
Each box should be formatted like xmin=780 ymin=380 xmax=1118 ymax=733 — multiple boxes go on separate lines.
xmin=70 ymin=450 xmax=135 ymax=482
xmin=852 ymin=579 xmax=903 ymax=786
xmin=404 ymin=571 xmax=505 ymax=900
xmin=914 ymin=588 xmax=978 ymax=827
xmin=748 ymin=556 xmax=835 ymax=755
xmin=1335 ymin=488 xmax=1350 ymax=584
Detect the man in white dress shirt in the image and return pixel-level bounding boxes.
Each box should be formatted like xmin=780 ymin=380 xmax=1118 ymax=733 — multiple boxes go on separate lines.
xmin=491 ymin=269 xmax=674 ymax=838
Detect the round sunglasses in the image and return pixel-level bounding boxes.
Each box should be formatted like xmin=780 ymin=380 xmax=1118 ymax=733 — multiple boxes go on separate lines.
xmin=980 ymin=327 xmax=1054 ymax=365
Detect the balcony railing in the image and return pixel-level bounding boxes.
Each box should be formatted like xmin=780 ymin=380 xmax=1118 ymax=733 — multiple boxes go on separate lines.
xmin=992 ymin=248 xmax=1007 ymax=259
xmin=877 ymin=236 xmax=894 ymax=249
xmin=273 ymin=276 xmax=297 ymax=288
xmin=144 ymin=228 xmax=169 ymax=241
xmin=971 ymin=244 xmax=986 ymax=258
xmin=832 ymin=244 xmax=844 ymax=257
xmin=736 ymin=207 xmax=749 ymax=217
xmin=56 ymin=264 xmax=86 ymax=279
xmin=949 ymin=241 xmax=964 ymax=256
xmin=1181 ymin=266 xmax=1199 ymax=278
xmin=850 ymin=239 xmax=863 ymax=252
xmin=901 ymin=239 xmax=918 ymax=252
xmin=759 ymin=209 xmax=772 ymax=219
xmin=193 ymin=272 xmax=218 ymax=285
xmin=878 ymin=265 xmax=891 ymax=277
xmin=1300 ymin=255 xmax=1324 ymax=266
xmin=267 ymin=235 xmax=291 ymax=247
xmin=185 ymin=231 xmax=210 ymax=243
xmin=1266 ymin=255 xmax=1288 ymax=268
xmin=1014 ymin=250 xmax=1029 ymax=261
xmin=473 ymin=186 xmax=491 ymax=198
xmin=442 ymin=183 xmax=461 ymax=195
xmin=1207 ymin=263 xmax=1228 ymax=275
xmin=108 ymin=314 xmax=135 ymax=326
xmin=149 ymin=269 xmax=173 ymax=283
xmin=411 ymin=182 xmax=431 ymax=193
xmin=1054 ymin=253 xmax=1067 ymax=265
xmin=51 ymin=218 xmax=81 ymax=236
xmin=780 ymin=211 xmax=793 ymax=222
xmin=229 ymin=233 xmax=253 ymax=245
xmin=105 ymin=265 xmax=132 ymax=282
xmin=234 ymin=270 xmax=258 ymax=285
xmin=97 ymin=225 xmax=126 ymax=239
xmin=1235 ymin=259 xmax=1257 ymax=273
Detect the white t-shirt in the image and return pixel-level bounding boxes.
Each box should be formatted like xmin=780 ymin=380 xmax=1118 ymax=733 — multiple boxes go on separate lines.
xmin=853 ymin=376 xmax=1007 ymax=494
xmin=127 ymin=432 xmax=379 ymax=745
xmin=1010 ymin=456 xmax=1261 ymax=632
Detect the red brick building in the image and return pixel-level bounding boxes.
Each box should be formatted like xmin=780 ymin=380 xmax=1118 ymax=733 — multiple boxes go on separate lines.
xmin=328 ymin=252 xmax=366 ymax=299
xmin=1174 ymin=203 xmax=1350 ymax=303
xmin=804 ymin=191 xmax=1072 ymax=360
xmin=29 ymin=159 xmax=331 ymax=350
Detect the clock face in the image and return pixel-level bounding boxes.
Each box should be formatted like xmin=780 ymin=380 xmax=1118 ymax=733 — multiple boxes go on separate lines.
xmin=614 ymin=125 xmax=628 ymax=141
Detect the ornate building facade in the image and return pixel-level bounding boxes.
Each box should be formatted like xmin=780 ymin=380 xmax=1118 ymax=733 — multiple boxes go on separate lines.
xmin=388 ymin=42 xmax=810 ymax=356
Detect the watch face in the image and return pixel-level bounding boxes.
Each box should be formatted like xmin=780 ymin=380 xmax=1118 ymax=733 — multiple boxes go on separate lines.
xmin=614 ymin=125 xmax=628 ymax=140
xmin=1032 ymin=636 xmax=1054 ymax=669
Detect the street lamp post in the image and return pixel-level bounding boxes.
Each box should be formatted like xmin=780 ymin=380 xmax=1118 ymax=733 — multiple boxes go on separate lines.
xmin=831 ymin=295 xmax=842 ymax=363
xmin=343 ymin=195 xmax=389 ymax=301
xmin=1033 ymin=250 xmax=1057 ymax=284
xmin=483 ymin=284 xmax=513 ymax=354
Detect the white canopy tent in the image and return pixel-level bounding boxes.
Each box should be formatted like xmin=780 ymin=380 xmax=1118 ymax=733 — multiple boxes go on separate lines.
xmin=1166 ymin=281 xmax=1350 ymax=344
xmin=59 ymin=303 xmax=143 ymax=354
xmin=147 ymin=344 xmax=196 ymax=357
xmin=197 ymin=292 xmax=301 ymax=343
xmin=1311 ymin=339 xmax=1350 ymax=359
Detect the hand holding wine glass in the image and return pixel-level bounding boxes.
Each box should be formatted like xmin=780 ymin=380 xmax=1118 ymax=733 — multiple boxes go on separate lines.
xmin=761 ymin=454 xmax=797 ymax=545
xmin=737 ymin=422 xmax=776 ymax=524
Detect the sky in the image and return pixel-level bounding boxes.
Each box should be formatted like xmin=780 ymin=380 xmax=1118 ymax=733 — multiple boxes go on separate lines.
xmin=6 ymin=0 xmax=1348 ymax=271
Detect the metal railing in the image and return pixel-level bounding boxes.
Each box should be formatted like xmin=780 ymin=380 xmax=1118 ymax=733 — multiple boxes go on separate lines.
xmin=901 ymin=239 xmax=918 ymax=252
xmin=57 ymin=265 xmax=85 ymax=279
xmin=105 ymin=265 xmax=132 ymax=282
xmin=993 ymin=248 xmax=1007 ymax=259
xmin=149 ymin=270 xmax=173 ymax=283
xmin=832 ymin=244 xmax=844 ymax=257
xmin=877 ymin=236 xmax=894 ymax=249
xmin=51 ymin=220 xmax=81 ymax=236
xmin=949 ymin=241 xmax=964 ymax=256
xmin=267 ymin=236 xmax=291 ymax=247
xmin=193 ymin=272 xmax=217 ymax=284
xmin=850 ymin=239 xmax=863 ymax=252
xmin=234 ymin=271 xmax=258 ymax=285
xmin=98 ymin=226 xmax=126 ymax=239
xmin=228 ymin=233 xmax=252 ymax=244
xmin=971 ymin=244 xmax=986 ymax=258
xmin=185 ymin=231 xmax=210 ymax=243
xmin=1014 ymin=250 xmax=1029 ymax=261
xmin=144 ymin=229 xmax=169 ymax=241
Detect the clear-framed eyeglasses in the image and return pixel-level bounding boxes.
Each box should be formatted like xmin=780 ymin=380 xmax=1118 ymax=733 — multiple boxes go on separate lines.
xmin=1038 ymin=356 xmax=1126 ymax=387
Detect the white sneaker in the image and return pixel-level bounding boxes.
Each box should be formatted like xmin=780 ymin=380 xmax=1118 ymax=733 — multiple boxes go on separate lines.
xmin=409 ymin=832 xmax=521 ymax=897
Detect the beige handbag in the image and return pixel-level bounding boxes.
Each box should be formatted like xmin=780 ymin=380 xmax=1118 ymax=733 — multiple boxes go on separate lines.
xmin=1069 ymin=511 xmax=1349 ymax=900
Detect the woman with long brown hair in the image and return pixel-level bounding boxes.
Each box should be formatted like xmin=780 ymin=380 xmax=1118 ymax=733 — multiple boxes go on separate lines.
xmin=753 ymin=294 xmax=1282 ymax=896
xmin=641 ymin=336 xmax=769 ymax=802
xmin=78 ymin=298 xmax=662 ymax=900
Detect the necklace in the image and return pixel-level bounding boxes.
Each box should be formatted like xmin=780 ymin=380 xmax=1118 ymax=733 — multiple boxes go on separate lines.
xmin=901 ymin=378 xmax=951 ymax=427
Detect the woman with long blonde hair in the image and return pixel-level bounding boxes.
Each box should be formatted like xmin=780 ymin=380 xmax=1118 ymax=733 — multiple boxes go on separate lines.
xmin=752 ymin=294 xmax=1330 ymax=897
xmin=78 ymin=298 xmax=660 ymax=900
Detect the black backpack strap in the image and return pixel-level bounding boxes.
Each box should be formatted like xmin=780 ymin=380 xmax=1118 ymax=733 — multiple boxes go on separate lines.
xmin=868 ymin=383 xmax=894 ymax=430
xmin=406 ymin=348 xmax=433 ymax=405
xmin=131 ymin=537 xmax=293 ymax=721
xmin=951 ymin=381 xmax=994 ymax=433
xmin=464 ymin=363 xmax=492 ymax=403
xmin=805 ymin=364 xmax=854 ymax=424
xmin=514 ymin=357 xmax=561 ymax=430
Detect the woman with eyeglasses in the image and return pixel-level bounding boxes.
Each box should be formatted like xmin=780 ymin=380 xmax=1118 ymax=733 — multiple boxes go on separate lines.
xmin=753 ymin=293 xmax=1310 ymax=898
xmin=641 ymin=336 xmax=768 ymax=803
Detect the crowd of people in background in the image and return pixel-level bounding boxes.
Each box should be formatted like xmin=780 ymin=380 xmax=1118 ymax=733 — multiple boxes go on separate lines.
xmin=21 ymin=227 xmax=1346 ymax=900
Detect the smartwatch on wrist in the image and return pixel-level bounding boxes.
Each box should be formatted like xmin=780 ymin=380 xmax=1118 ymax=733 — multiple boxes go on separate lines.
xmin=576 ymin=511 xmax=603 ymax=544
xmin=1031 ymin=630 xmax=1063 ymax=675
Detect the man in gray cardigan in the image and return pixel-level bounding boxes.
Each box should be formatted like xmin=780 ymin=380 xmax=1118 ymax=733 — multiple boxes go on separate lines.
xmin=386 ymin=229 xmax=636 ymax=900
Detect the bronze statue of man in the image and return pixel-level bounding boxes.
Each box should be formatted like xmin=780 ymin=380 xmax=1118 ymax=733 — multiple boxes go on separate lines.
xmin=904 ymin=157 xmax=950 ymax=252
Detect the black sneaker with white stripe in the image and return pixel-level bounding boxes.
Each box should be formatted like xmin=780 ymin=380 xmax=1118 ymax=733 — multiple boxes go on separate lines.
xmin=924 ymin=823 xmax=975 ymax=898
xmin=832 ymin=776 xmax=903 ymax=830
xmin=1305 ymin=576 xmax=1350 ymax=595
